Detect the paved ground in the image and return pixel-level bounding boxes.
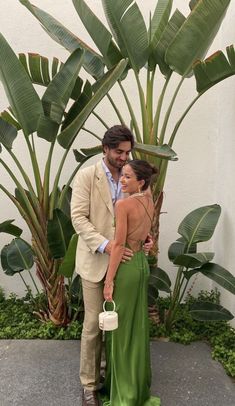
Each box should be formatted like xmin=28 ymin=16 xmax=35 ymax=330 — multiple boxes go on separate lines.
xmin=0 ymin=340 xmax=234 ymax=406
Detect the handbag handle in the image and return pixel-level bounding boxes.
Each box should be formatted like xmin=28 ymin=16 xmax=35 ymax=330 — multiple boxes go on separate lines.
xmin=103 ymin=300 xmax=116 ymax=312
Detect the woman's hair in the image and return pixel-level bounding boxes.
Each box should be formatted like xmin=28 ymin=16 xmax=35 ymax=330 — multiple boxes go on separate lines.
xmin=127 ymin=160 xmax=158 ymax=191
xmin=102 ymin=125 xmax=135 ymax=151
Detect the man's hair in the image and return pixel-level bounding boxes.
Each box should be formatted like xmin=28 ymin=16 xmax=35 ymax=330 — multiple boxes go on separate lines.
xmin=102 ymin=125 xmax=135 ymax=151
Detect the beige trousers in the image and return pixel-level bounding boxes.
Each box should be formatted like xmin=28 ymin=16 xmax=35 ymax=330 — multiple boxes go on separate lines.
xmin=80 ymin=278 xmax=104 ymax=390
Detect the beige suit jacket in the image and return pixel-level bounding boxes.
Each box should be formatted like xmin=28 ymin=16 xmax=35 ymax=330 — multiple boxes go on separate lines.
xmin=71 ymin=160 xmax=115 ymax=282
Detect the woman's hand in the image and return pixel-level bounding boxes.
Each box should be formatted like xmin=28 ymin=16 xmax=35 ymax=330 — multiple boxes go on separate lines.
xmin=103 ymin=281 xmax=114 ymax=302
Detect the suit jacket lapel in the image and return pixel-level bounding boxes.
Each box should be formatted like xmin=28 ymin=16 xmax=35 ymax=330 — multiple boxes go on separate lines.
xmin=95 ymin=161 xmax=114 ymax=216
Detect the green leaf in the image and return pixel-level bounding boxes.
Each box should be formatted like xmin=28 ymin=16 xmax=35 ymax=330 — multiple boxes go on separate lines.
xmin=165 ymin=0 xmax=231 ymax=76
xmin=37 ymin=49 xmax=84 ymax=141
xmin=154 ymin=9 xmax=186 ymax=76
xmin=199 ymin=262 xmax=235 ymax=295
xmin=58 ymin=234 xmax=78 ymax=278
xmin=148 ymin=283 xmax=159 ymax=306
xmin=193 ymin=46 xmax=235 ymax=94
xmin=6 ymin=238 xmax=34 ymax=271
xmin=189 ymin=301 xmax=234 ymax=321
xmin=149 ymin=0 xmax=173 ymax=69
xmin=0 ymin=109 xmax=21 ymax=131
xmin=173 ymin=252 xmax=214 ymax=268
xmin=60 ymin=186 xmax=72 ymax=218
xmin=102 ymin=0 xmax=149 ymax=71
xmin=47 ymin=209 xmax=75 ymax=259
xmin=57 ymin=59 xmax=128 ymax=149
xmin=149 ymin=266 xmax=171 ymax=293
xmin=168 ymin=238 xmax=197 ymax=262
xmin=0 ymin=220 xmax=22 ymax=237
xmin=72 ymin=0 xmax=122 ymax=68
xmin=80 ymin=145 xmax=103 ymax=157
xmin=0 ymin=118 xmax=17 ymax=149
xmin=19 ymin=53 xmax=51 ymax=86
xmin=19 ymin=0 xmax=104 ymax=79
xmin=178 ymin=204 xmax=221 ymax=246
xmin=62 ymin=80 xmax=92 ymax=131
xmin=1 ymin=245 xmax=16 ymax=276
xmin=0 ymin=33 xmax=43 ymax=135
xmin=134 ymin=143 xmax=178 ymax=161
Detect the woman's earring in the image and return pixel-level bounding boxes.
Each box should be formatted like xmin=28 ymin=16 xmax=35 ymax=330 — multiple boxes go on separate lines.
xmin=138 ymin=186 xmax=142 ymax=193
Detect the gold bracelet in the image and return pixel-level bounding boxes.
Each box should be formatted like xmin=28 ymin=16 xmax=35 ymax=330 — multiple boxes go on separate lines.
xmin=104 ymin=280 xmax=114 ymax=288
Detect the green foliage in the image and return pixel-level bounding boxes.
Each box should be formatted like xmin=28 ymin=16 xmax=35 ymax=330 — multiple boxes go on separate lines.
xmin=151 ymin=204 xmax=235 ymax=332
xmin=151 ymin=289 xmax=235 ymax=377
xmin=0 ymin=293 xmax=82 ymax=339
xmin=0 ymin=286 xmax=5 ymax=302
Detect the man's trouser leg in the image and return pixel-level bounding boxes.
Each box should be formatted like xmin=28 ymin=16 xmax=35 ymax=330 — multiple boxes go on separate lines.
xmin=80 ymin=278 xmax=104 ymax=390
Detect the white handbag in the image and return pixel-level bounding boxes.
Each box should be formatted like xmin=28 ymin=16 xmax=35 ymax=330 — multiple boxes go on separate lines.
xmin=99 ymin=300 xmax=118 ymax=331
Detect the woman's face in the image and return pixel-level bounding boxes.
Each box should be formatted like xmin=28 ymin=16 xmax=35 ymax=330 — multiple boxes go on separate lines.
xmin=120 ymin=164 xmax=144 ymax=194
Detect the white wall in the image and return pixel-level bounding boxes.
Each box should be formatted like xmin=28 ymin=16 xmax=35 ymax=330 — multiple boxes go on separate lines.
xmin=0 ymin=1 xmax=234 ymax=323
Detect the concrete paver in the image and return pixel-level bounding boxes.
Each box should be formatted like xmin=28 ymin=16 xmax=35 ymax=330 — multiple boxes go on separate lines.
xmin=0 ymin=340 xmax=234 ymax=406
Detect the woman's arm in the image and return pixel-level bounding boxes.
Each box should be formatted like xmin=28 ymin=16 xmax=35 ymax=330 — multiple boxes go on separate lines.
xmin=103 ymin=200 xmax=128 ymax=301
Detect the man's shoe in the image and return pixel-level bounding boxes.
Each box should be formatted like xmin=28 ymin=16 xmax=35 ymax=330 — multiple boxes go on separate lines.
xmin=82 ymin=389 xmax=100 ymax=406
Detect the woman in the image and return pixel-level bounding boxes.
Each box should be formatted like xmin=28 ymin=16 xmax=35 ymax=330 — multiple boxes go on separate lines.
xmin=101 ymin=160 xmax=161 ymax=406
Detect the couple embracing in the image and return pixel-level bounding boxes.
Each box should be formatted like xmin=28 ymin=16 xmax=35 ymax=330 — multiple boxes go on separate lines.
xmin=71 ymin=125 xmax=161 ymax=406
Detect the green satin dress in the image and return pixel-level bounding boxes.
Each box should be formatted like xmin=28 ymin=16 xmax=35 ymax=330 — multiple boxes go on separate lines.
xmin=100 ymin=249 xmax=161 ymax=406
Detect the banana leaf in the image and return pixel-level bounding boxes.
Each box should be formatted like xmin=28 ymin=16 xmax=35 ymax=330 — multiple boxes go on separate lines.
xmin=102 ymin=0 xmax=149 ymax=71
xmin=193 ymin=46 xmax=235 ymax=93
xmin=19 ymin=53 xmax=61 ymax=87
xmin=178 ymin=204 xmax=221 ymax=246
xmin=199 ymin=262 xmax=235 ymax=295
xmin=19 ymin=0 xmax=104 ymax=79
xmin=0 ymin=220 xmax=22 ymax=237
xmin=149 ymin=266 xmax=171 ymax=293
xmin=173 ymin=252 xmax=214 ymax=268
xmin=168 ymin=238 xmax=197 ymax=262
xmin=154 ymin=9 xmax=186 ymax=76
xmin=189 ymin=301 xmax=234 ymax=321
xmin=5 ymin=238 xmax=34 ymax=271
xmin=0 ymin=33 xmax=43 ymax=136
xmin=58 ymin=234 xmax=78 ymax=278
xmin=37 ymin=49 xmax=84 ymax=141
xmin=1 ymin=245 xmax=16 ymax=275
xmin=0 ymin=118 xmax=17 ymax=149
xmin=134 ymin=143 xmax=177 ymax=161
xmin=166 ymin=0 xmax=231 ymax=76
xmin=47 ymin=209 xmax=75 ymax=258
xmin=57 ymin=59 xmax=128 ymax=149
xmin=72 ymin=0 xmax=122 ymax=68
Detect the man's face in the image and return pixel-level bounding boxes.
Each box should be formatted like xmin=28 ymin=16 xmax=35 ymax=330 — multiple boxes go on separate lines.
xmin=104 ymin=141 xmax=132 ymax=169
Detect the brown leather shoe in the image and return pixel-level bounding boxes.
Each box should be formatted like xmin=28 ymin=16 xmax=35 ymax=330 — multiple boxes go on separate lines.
xmin=82 ymin=389 xmax=100 ymax=406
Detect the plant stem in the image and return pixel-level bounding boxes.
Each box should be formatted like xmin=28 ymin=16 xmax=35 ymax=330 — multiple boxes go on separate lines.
xmin=118 ymin=80 xmax=142 ymax=143
xmin=24 ymin=134 xmax=43 ymax=201
xmin=107 ymin=93 xmax=125 ymax=124
xmin=168 ymin=93 xmax=203 ymax=147
xmin=152 ymin=72 xmax=172 ymax=145
xmin=158 ymin=76 xmax=184 ymax=146
xmin=92 ymin=111 xmax=109 ymax=129
xmin=134 ymin=71 xmax=148 ymax=143
xmin=49 ymin=149 xmax=69 ymax=218
xmin=82 ymin=127 xmax=102 ymax=141
xmin=43 ymin=141 xmax=56 ymax=216
xmin=28 ymin=269 xmax=40 ymax=294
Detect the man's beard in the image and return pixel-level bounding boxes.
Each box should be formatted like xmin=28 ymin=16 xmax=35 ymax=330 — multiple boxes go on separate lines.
xmin=107 ymin=156 xmax=126 ymax=169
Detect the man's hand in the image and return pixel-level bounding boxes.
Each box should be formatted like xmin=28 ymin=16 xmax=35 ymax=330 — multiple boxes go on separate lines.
xmin=105 ymin=240 xmax=133 ymax=262
xmin=143 ymin=234 xmax=154 ymax=255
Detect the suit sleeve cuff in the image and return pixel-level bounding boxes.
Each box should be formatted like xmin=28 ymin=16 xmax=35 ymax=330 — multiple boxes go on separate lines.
xmin=97 ymin=240 xmax=109 ymax=253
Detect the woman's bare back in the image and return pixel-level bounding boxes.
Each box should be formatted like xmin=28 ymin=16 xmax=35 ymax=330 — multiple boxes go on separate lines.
xmin=125 ymin=195 xmax=154 ymax=252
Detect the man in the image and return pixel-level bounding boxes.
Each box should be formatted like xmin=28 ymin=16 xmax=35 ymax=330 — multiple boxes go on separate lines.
xmin=71 ymin=125 xmax=148 ymax=405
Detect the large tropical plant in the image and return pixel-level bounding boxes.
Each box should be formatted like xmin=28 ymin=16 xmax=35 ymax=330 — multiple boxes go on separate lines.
xmin=19 ymin=0 xmax=235 ymax=257
xmin=150 ymin=204 xmax=235 ymax=333
xmin=0 ymin=26 xmax=174 ymax=324
xmin=0 ymin=34 xmax=128 ymax=325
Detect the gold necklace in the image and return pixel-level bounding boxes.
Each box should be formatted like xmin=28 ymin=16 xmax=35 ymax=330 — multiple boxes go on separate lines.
xmin=129 ymin=192 xmax=146 ymax=198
